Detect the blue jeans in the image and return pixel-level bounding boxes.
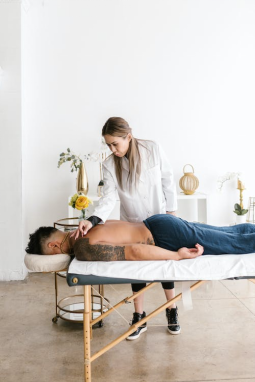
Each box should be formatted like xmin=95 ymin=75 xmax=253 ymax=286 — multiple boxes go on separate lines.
xmin=143 ymin=214 xmax=255 ymax=255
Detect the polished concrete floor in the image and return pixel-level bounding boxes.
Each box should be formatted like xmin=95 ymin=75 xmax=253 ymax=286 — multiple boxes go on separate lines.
xmin=1 ymin=273 xmax=255 ymax=382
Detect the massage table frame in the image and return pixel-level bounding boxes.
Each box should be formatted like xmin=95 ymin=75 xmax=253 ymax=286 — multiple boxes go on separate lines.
xmin=80 ymin=280 xmax=209 ymax=381
xmin=67 ymin=271 xmax=255 ymax=382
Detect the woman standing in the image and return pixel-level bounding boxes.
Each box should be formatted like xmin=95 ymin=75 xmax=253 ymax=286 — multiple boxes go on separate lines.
xmin=73 ymin=117 xmax=180 ymax=340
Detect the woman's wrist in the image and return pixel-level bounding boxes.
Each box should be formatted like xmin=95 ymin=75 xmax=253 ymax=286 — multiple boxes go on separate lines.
xmin=86 ymin=215 xmax=102 ymax=227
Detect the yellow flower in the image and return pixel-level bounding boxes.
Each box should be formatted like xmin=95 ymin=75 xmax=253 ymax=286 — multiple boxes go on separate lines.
xmin=75 ymin=195 xmax=92 ymax=210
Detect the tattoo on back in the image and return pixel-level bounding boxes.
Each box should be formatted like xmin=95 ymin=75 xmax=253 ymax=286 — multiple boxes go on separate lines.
xmin=147 ymin=237 xmax=155 ymax=246
xmin=74 ymin=238 xmax=126 ymax=261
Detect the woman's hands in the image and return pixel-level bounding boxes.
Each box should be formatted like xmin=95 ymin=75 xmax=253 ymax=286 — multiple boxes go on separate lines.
xmin=166 ymin=211 xmax=176 ymax=216
xmin=70 ymin=220 xmax=93 ymax=240
xmin=177 ymin=244 xmax=204 ymax=260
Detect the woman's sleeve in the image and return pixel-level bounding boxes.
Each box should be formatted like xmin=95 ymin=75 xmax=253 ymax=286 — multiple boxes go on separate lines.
xmin=92 ymin=164 xmax=118 ymax=223
xmin=158 ymin=143 xmax=178 ymax=212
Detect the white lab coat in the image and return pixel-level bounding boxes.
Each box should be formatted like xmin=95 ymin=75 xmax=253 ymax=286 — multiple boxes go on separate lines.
xmin=93 ymin=140 xmax=177 ymax=223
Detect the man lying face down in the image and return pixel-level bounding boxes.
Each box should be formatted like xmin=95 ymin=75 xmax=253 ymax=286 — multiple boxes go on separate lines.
xmin=26 ymin=214 xmax=255 ymax=261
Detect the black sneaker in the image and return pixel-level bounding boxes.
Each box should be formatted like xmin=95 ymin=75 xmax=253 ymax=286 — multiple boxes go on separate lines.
xmin=166 ymin=307 xmax=181 ymax=335
xmin=126 ymin=311 xmax=147 ymax=341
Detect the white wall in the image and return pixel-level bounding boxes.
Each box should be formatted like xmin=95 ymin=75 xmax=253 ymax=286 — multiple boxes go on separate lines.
xmin=3 ymin=0 xmax=255 ymax=280
xmin=0 ymin=2 xmax=24 ymax=280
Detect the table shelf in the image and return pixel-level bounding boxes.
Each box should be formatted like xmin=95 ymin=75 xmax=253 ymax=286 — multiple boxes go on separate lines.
xmin=177 ymin=192 xmax=207 ymax=223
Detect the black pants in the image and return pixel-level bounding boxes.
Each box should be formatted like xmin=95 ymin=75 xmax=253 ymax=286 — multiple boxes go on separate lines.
xmin=131 ymin=281 xmax=174 ymax=292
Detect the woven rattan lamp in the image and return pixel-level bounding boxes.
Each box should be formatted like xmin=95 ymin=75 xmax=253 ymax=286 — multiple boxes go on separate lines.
xmin=179 ymin=164 xmax=199 ymax=195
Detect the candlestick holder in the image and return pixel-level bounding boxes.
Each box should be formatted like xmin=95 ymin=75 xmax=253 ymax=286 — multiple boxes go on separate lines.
xmin=237 ymin=179 xmax=245 ymax=209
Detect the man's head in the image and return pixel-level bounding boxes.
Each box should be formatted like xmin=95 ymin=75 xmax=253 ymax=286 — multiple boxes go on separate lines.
xmin=26 ymin=226 xmax=61 ymax=255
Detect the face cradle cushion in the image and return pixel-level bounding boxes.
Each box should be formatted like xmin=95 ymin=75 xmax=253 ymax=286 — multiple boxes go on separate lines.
xmin=24 ymin=253 xmax=71 ymax=272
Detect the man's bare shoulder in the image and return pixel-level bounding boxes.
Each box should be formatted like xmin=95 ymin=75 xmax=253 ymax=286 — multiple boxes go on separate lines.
xmin=73 ymin=237 xmax=126 ymax=261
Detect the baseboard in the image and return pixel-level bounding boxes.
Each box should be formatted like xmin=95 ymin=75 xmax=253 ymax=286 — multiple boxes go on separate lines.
xmin=0 ymin=266 xmax=28 ymax=281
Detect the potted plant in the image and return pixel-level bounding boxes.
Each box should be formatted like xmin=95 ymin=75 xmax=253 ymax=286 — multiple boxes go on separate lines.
xmin=233 ymin=203 xmax=248 ymax=224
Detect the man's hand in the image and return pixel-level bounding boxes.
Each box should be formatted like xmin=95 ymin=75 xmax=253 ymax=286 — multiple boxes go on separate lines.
xmin=177 ymin=244 xmax=204 ymax=260
xmin=70 ymin=220 xmax=93 ymax=240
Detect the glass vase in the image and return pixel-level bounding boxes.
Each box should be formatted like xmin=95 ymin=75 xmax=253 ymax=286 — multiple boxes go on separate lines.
xmin=79 ymin=209 xmax=86 ymax=222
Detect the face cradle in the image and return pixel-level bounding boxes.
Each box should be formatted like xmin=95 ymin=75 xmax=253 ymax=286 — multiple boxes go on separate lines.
xmin=104 ymin=134 xmax=131 ymax=157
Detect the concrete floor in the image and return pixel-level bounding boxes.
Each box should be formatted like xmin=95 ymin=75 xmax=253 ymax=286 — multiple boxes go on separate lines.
xmin=1 ymin=273 xmax=255 ymax=382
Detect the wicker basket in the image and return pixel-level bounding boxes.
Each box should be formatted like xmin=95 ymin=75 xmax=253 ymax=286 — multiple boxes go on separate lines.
xmin=179 ymin=164 xmax=199 ymax=195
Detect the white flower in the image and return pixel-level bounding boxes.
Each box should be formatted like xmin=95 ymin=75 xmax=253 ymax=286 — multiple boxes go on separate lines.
xmin=217 ymin=172 xmax=241 ymax=192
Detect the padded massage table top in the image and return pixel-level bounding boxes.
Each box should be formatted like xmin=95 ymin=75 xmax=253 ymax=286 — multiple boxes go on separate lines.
xmin=67 ymin=253 xmax=255 ymax=286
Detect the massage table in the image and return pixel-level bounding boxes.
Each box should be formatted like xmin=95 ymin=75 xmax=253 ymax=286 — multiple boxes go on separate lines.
xmin=64 ymin=253 xmax=255 ymax=382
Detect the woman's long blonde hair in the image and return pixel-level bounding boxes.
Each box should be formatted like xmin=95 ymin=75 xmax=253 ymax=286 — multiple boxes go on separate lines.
xmin=102 ymin=117 xmax=142 ymax=192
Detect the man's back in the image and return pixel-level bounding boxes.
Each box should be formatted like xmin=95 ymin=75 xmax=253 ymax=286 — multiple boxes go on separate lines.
xmin=84 ymin=220 xmax=153 ymax=246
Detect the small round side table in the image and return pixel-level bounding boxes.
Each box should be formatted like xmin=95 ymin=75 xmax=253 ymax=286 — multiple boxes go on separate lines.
xmin=52 ymin=217 xmax=110 ymax=326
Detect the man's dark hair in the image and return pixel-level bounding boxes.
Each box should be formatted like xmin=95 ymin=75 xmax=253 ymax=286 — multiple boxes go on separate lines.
xmin=25 ymin=226 xmax=58 ymax=255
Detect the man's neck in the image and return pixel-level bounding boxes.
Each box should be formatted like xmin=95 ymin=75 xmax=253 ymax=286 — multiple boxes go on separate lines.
xmin=60 ymin=232 xmax=73 ymax=255
xmin=69 ymin=233 xmax=76 ymax=253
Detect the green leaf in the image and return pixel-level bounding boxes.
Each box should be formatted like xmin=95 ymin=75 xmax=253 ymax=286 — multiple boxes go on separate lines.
xmin=234 ymin=203 xmax=241 ymax=211
xmin=67 ymin=148 xmax=70 ymax=152
xmin=60 ymin=153 xmax=65 ymax=156
xmin=241 ymin=209 xmax=248 ymax=215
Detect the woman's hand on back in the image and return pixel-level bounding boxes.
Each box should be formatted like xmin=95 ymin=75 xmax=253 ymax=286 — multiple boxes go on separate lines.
xmin=70 ymin=220 xmax=93 ymax=240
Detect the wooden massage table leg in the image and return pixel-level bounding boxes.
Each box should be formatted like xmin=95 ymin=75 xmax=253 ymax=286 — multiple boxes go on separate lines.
xmin=84 ymin=285 xmax=92 ymax=382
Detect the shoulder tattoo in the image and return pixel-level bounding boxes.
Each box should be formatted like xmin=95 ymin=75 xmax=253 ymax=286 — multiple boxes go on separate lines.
xmin=74 ymin=238 xmax=126 ymax=261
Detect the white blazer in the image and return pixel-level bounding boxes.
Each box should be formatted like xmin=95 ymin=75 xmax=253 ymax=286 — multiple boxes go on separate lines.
xmin=93 ymin=140 xmax=177 ymax=223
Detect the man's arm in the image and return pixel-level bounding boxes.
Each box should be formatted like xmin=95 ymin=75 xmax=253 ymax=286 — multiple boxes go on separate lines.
xmin=74 ymin=238 xmax=204 ymax=261
xmin=125 ymin=243 xmax=203 ymax=261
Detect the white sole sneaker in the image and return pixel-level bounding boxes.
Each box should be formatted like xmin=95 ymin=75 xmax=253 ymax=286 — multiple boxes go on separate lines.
xmin=167 ymin=327 xmax=181 ymax=335
xmin=126 ymin=326 xmax=147 ymax=341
